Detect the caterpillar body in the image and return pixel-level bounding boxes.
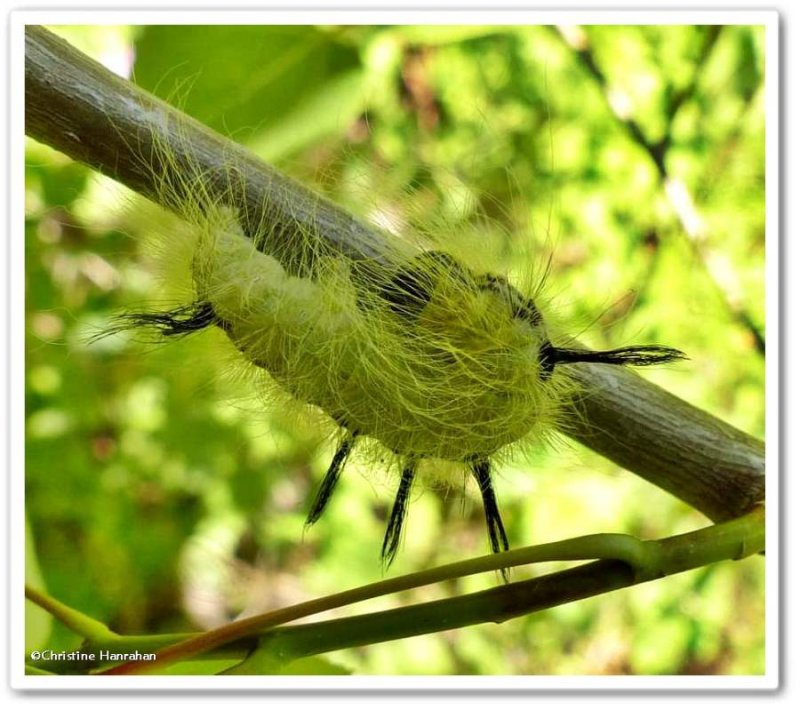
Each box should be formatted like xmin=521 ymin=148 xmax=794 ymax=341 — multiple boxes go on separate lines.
xmin=116 ymin=187 xmax=685 ymax=568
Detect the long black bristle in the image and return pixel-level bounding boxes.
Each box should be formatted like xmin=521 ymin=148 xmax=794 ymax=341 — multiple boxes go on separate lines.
xmin=545 ymin=344 xmax=687 ymax=369
xmin=381 ymin=460 xmax=417 ymax=567
xmin=93 ymin=300 xmax=218 ymax=341
xmin=305 ymin=433 xmax=358 ymax=526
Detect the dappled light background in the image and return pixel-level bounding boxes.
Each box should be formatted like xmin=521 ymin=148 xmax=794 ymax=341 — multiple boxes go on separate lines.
xmin=25 ymin=24 xmax=765 ymax=674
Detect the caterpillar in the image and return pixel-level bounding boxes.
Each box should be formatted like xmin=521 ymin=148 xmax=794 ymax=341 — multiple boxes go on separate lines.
xmin=107 ymin=158 xmax=685 ymax=568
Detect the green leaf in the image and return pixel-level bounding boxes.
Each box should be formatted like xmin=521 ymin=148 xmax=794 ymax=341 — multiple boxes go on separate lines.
xmin=220 ymin=639 xmax=352 ymax=675
xmin=223 ymin=653 xmax=353 ymax=676
xmin=160 ymin=658 xmax=246 ymax=675
xmin=278 ymin=656 xmax=353 ymax=676
xmin=133 ymin=26 xmax=364 ymax=160
xmin=248 ymin=68 xmax=365 ymax=163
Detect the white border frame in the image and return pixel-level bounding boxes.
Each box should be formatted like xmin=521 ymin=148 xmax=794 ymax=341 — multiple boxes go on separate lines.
xmin=8 ymin=6 xmax=780 ymax=693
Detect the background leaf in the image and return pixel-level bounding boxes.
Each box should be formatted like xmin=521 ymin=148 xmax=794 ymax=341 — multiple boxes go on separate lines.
xmin=133 ymin=26 xmax=365 ymax=162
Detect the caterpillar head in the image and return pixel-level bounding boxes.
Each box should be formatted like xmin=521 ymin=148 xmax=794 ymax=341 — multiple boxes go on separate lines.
xmin=376 ymin=249 xmax=684 ymax=386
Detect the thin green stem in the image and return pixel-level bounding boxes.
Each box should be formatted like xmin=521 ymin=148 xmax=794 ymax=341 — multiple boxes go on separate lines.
xmin=25 ymin=585 xmax=119 ymax=643
xmin=25 ymin=665 xmax=56 ymax=676
xmin=99 ymin=506 xmax=764 ymax=675
xmin=240 ymin=506 xmax=767 ymax=667
xmin=656 ymin=503 xmax=766 ymax=575
xmin=97 ymin=534 xmax=645 ymax=674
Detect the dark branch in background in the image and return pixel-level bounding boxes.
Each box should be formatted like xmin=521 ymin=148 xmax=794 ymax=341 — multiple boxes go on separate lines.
xmin=25 ymin=26 xmax=765 ymax=523
xmin=554 ymin=25 xmax=765 ymax=356
xmin=557 ymin=25 xmax=671 ymax=180
xmin=663 ymin=27 xmax=724 ymax=138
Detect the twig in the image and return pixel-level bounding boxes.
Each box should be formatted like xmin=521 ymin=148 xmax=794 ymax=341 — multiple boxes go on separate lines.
xmin=89 ymin=505 xmax=762 ymax=674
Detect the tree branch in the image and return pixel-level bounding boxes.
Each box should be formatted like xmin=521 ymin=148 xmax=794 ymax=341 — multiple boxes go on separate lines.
xmin=24 ymin=25 xmax=765 ymax=522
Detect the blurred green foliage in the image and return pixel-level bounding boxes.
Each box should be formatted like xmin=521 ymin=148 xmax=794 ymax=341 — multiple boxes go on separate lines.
xmin=25 ymin=24 xmax=765 ymax=675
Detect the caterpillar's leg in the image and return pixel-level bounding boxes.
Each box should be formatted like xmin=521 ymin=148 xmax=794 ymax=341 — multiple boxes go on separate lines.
xmin=470 ymin=458 xmax=510 ymax=581
xmin=305 ymin=432 xmax=358 ymax=526
xmin=381 ymin=459 xmax=418 ymax=567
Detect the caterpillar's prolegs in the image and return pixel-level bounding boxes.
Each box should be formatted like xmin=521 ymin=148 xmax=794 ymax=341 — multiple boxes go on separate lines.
xmin=470 ymin=457 xmax=511 ymax=582
xmin=469 ymin=458 xmax=510 ymax=552
xmin=308 ymin=445 xmax=512 ymax=573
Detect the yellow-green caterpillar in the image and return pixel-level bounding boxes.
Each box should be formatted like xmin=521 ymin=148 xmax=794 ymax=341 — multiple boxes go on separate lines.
xmin=111 ymin=176 xmax=684 ymax=567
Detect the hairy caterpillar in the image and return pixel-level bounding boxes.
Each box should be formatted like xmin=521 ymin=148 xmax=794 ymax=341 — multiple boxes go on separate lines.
xmin=106 ymin=155 xmax=685 ymax=569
